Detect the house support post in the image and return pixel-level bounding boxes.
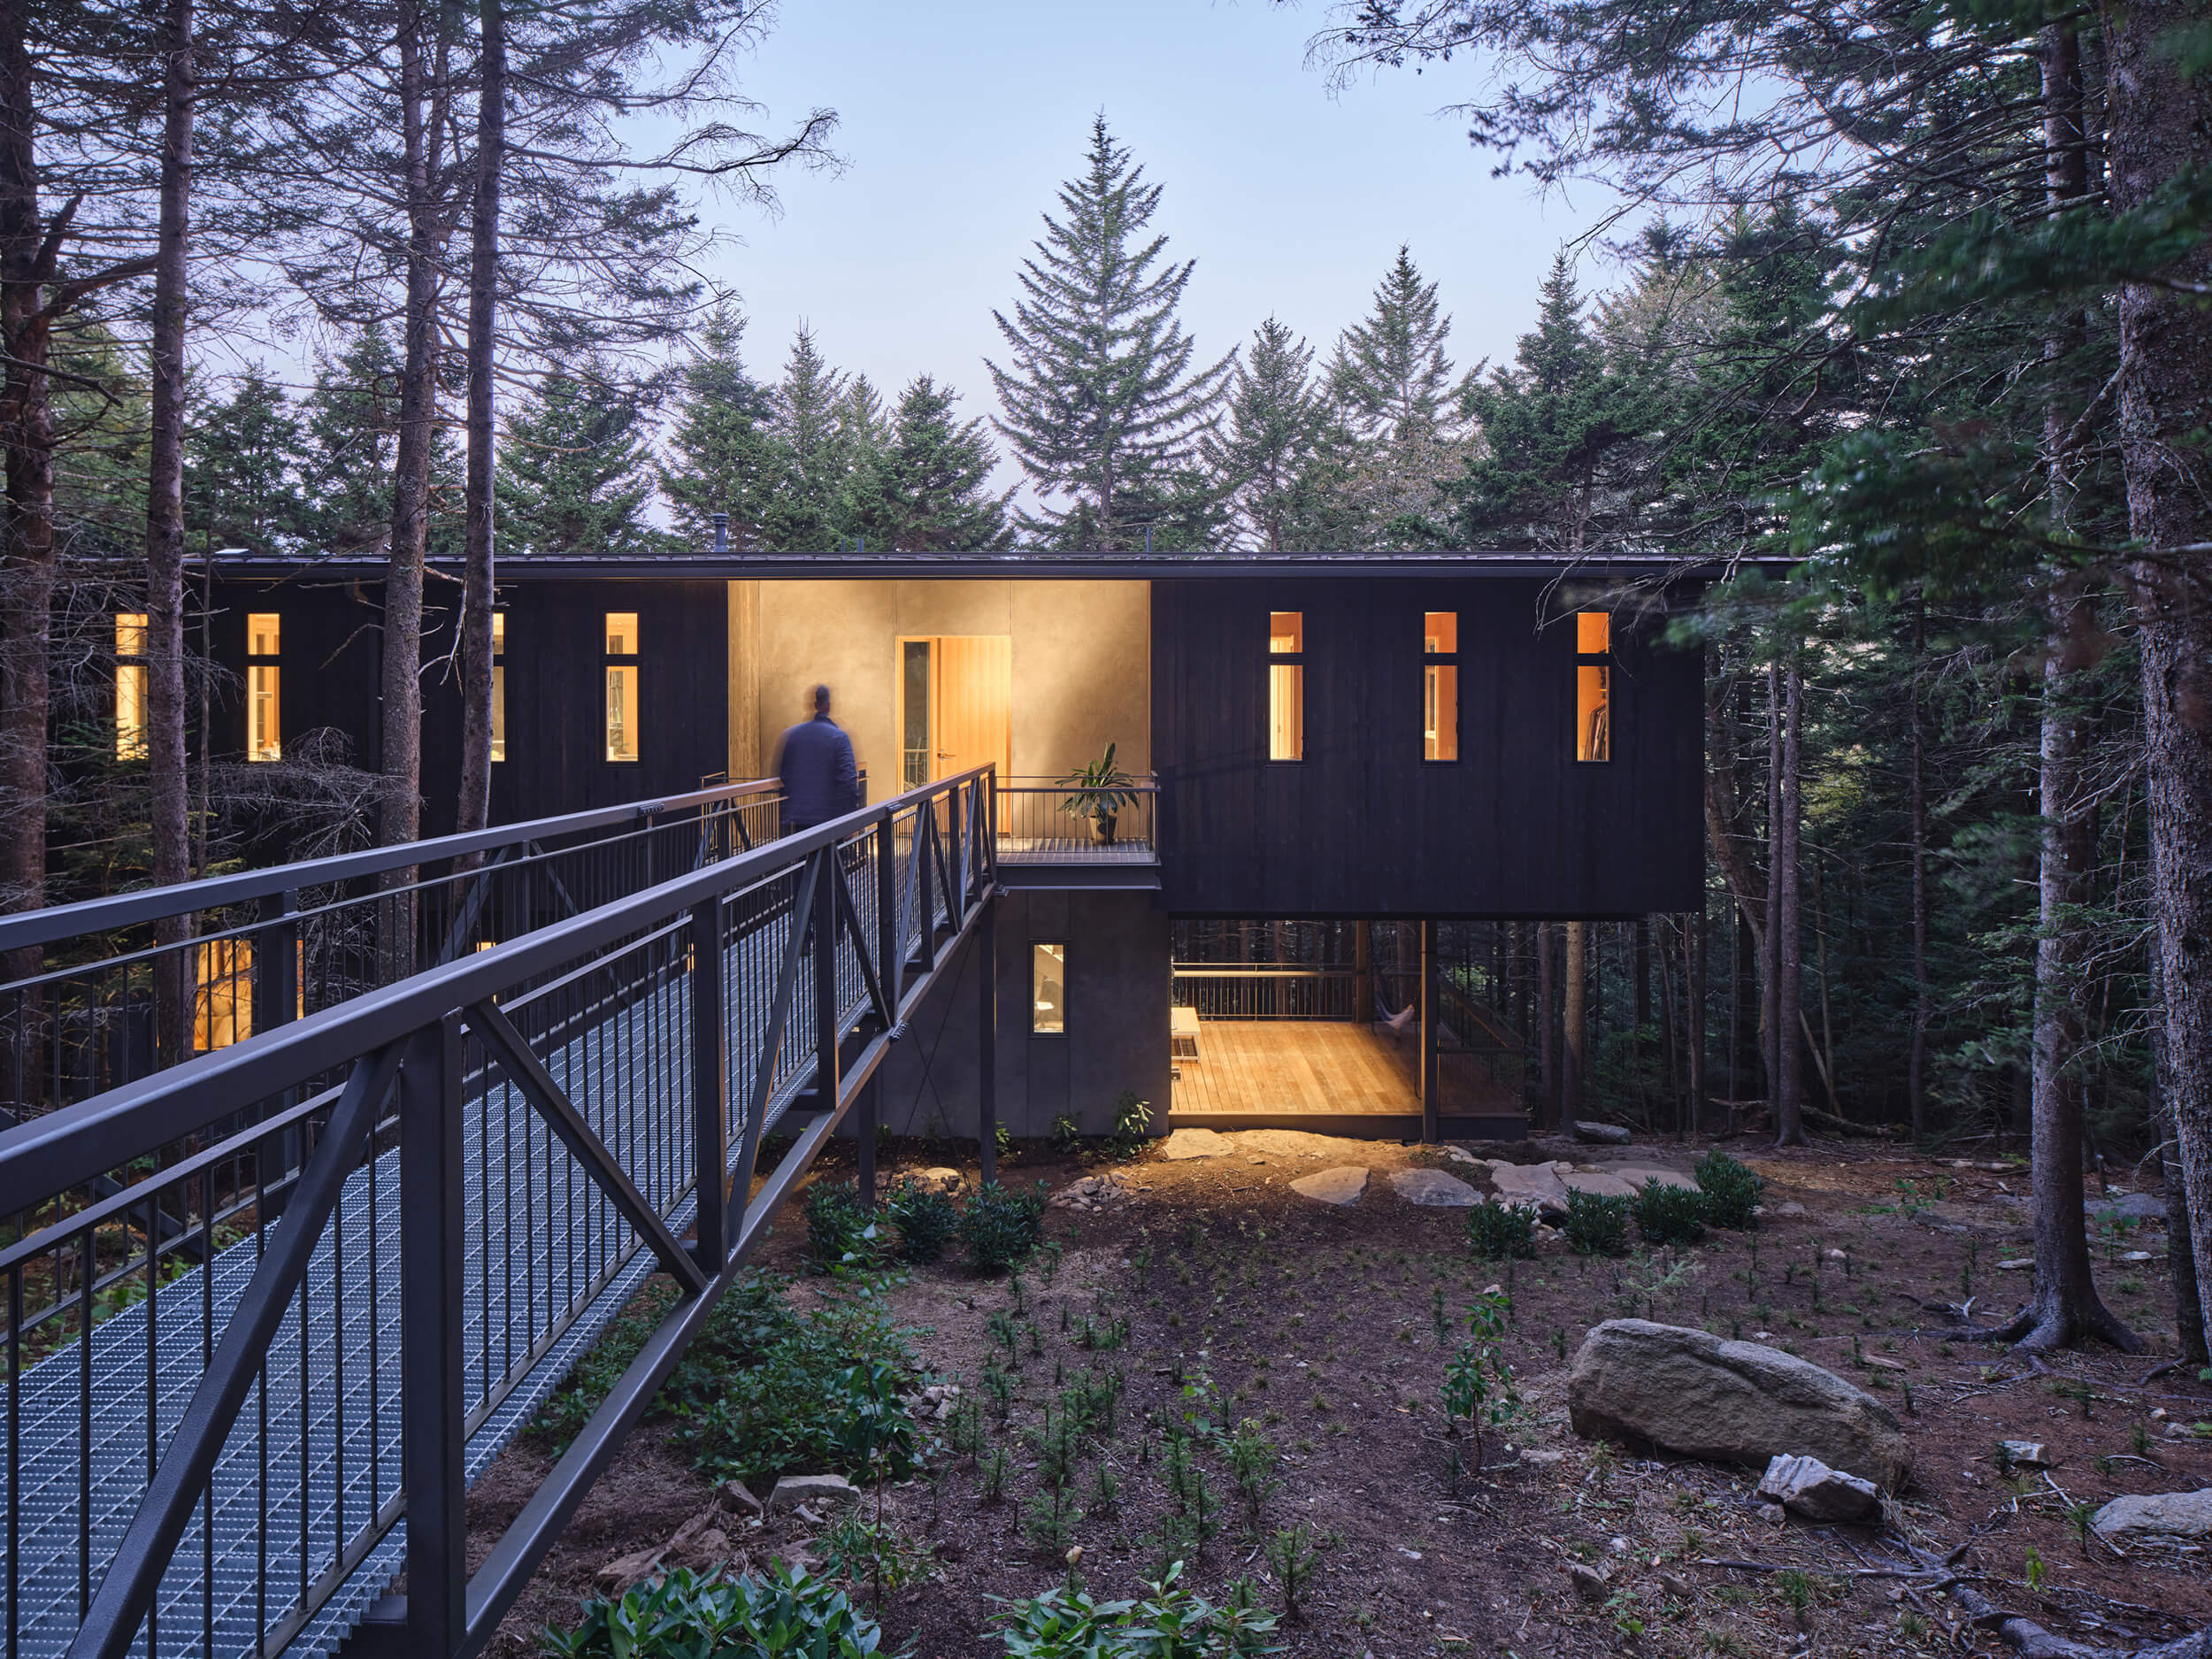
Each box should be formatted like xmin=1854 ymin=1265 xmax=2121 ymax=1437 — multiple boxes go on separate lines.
xmin=856 ymin=1073 xmax=878 ymax=1210
xmin=978 ymin=900 xmax=997 ymax=1184
xmin=1354 ymin=922 xmax=1373 ymax=1024
xmin=401 ymin=1015 xmax=467 ymax=1657
xmin=1420 ymin=920 xmax=1439 ymax=1142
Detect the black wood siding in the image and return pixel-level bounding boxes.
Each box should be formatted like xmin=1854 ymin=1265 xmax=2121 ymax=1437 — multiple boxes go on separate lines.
xmin=1151 ymin=579 xmax=1703 ymax=918
xmin=210 ymin=576 xmax=729 ymax=836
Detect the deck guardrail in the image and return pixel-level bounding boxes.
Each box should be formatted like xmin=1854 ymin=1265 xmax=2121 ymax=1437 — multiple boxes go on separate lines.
xmin=994 ymin=777 xmax=1156 ymax=865
xmin=0 ymin=766 xmax=1001 ymax=1659
xmin=1171 ymin=967 xmax=1356 ymax=1021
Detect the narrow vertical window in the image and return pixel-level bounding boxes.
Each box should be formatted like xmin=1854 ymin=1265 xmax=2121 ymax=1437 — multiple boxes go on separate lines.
xmin=1268 ymin=611 xmax=1304 ymax=762
xmin=193 ymin=937 xmax=254 ymax=1050
xmin=115 ymin=612 xmax=148 ymax=760
xmin=604 ymin=611 xmax=639 ymax=763
xmin=1423 ymin=611 xmax=1458 ymax=762
xmin=246 ymin=611 xmax=281 ymax=762
xmin=1575 ymin=611 xmax=1612 ymax=763
xmin=489 ymin=610 xmax=507 ymax=763
xmin=1032 ymin=941 xmax=1068 ymax=1034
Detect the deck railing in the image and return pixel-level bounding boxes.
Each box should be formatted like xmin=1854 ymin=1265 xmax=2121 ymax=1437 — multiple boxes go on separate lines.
xmin=1171 ymin=966 xmax=1357 ymax=1020
xmin=994 ymin=776 xmax=1157 ymax=864
xmin=0 ymin=780 xmax=796 ymax=1125
xmin=0 ymin=766 xmax=1001 ymax=1659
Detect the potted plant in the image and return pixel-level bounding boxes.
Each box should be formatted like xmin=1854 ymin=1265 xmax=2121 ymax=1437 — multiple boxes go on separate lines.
xmin=1057 ymin=743 xmax=1139 ymax=844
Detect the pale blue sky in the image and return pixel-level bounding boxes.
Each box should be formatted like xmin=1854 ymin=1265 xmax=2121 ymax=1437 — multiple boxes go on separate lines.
xmin=710 ymin=0 xmax=1618 ymax=425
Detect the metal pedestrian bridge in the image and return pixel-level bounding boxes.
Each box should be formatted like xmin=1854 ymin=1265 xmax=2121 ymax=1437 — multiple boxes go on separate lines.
xmin=0 ymin=768 xmax=1007 ymax=1659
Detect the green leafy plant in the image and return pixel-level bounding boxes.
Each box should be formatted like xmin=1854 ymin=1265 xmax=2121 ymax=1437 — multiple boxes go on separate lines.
xmin=1694 ymin=1152 xmax=1764 ymax=1230
xmin=1440 ymin=1293 xmax=1520 ymax=1486
xmin=815 ymin=1514 xmax=935 ymax=1593
xmin=1634 ymin=1182 xmax=1708 ymax=1246
xmin=990 ymin=1560 xmax=1279 ymax=1658
xmin=1055 ymin=741 xmax=1141 ymax=826
xmin=539 ymin=1563 xmax=902 ymax=1658
xmin=1108 ymin=1090 xmax=1153 ymax=1159
xmin=805 ymin=1182 xmax=881 ymax=1274
xmin=1265 ymin=1523 xmax=1318 ymax=1622
xmin=882 ymin=1179 xmax=960 ymax=1263
xmin=962 ymin=1181 xmax=1048 ymax=1273
xmin=1227 ymin=1419 xmax=1279 ymax=1529
xmin=1465 ymin=1198 xmax=1538 ymax=1260
xmin=1049 ymin=1113 xmax=1084 ymax=1156
xmin=1563 ymin=1189 xmax=1632 ymax=1256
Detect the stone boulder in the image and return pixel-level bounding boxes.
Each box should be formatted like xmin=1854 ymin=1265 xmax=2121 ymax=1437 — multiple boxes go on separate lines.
xmin=1574 ymin=1121 xmax=1633 ymax=1145
xmin=1157 ymin=1127 xmax=1232 ymax=1160
xmin=1290 ymin=1166 xmax=1369 ymax=1206
xmin=1486 ymin=1161 xmax=1570 ymax=1217
xmin=1390 ymin=1168 xmax=1479 ymax=1206
xmin=903 ymin=1167 xmax=964 ymax=1196
xmin=1611 ymin=1166 xmax=1698 ymax=1193
xmin=1755 ymin=1453 xmax=1882 ymax=1523
xmin=1567 ymin=1320 xmax=1913 ymax=1490
xmin=2091 ymin=1489 xmax=2212 ymax=1546
xmin=767 ymin=1473 xmax=861 ymax=1515
xmin=1563 ymin=1170 xmax=1640 ymax=1202
xmin=2085 ymin=1192 xmax=2167 ymax=1223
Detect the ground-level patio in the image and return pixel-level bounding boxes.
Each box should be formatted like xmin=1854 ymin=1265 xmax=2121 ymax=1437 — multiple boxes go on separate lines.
xmin=1165 ymin=1018 xmax=1525 ymax=1138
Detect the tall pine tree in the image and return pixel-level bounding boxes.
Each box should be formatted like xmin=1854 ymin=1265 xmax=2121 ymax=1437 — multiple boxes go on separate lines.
xmin=987 ymin=116 xmax=1232 ymax=549
xmin=658 ymin=308 xmax=781 ymax=551
xmin=495 ymin=365 xmax=664 ymax=557
xmin=1210 ymin=318 xmax=1325 ymax=551
xmin=1329 ymin=246 xmax=1456 ymax=442
xmin=843 ymin=375 xmax=1010 ymax=550
xmin=184 ymin=367 xmax=310 ymax=557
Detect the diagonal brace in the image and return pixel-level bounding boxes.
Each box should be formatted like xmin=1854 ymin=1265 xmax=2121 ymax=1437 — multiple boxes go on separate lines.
xmin=831 ymin=853 xmax=894 ymax=1032
xmin=469 ymin=1000 xmax=709 ymax=1296
xmin=67 ymin=1042 xmax=406 ymax=1659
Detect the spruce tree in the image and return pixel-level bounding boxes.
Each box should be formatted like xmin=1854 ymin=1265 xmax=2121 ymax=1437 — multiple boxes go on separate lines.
xmin=184 ymin=366 xmax=310 ymax=557
xmin=658 ymin=307 xmax=782 ymax=550
xmin=495 ymin=365 xmax=663 ymax=557
xmin=1210 ymin=318 xmax=1325 ymax=551
xmin=844 ymin=375 xmax=1010 ymax=550
xmin=1328 ymin=246 xmax=1456 ymax=442
xmin=987 ymin=115 xmax=1233 ymax=549
xmin=298 ymin=330 xmax=403 ymax=556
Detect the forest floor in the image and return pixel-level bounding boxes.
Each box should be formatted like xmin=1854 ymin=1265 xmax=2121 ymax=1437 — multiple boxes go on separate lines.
xmin=466 ymin=1128 xmax=2212 ymax=1659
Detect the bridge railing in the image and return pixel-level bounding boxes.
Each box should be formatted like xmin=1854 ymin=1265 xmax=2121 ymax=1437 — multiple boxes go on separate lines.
xmin=0 ymin=778 xmax=800 ymax=1126
xmin=0 ymin=766 xmax=998 ymax=1659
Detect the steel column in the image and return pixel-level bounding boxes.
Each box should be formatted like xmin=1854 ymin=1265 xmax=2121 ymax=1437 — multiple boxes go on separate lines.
xmin=978 ymin=896 xmax=997 ymax=1186
xmin=1419 ymin=921 xmax=1439 ymax=1143
xmin=690 ymin=898 xmax=728 ymax=1270
xmin=400 ymin=1016 xmax=467 ymax=1656
xmin=855 ymin=1074 xmax=877 ymax=1210
xmin=811 ymin=849 xmax=840 ymax=1113
xmin=876 ymin=814 xmax=902 ymax=1019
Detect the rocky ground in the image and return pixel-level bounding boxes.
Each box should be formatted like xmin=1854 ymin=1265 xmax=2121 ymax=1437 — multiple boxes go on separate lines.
xmin=468 ymin=1127 xmax=2212 ymax=1658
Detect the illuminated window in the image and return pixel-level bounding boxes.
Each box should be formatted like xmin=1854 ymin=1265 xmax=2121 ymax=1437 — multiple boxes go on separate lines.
xmin=194 ymin=937 xmax=254 ymax=1051
xmin=1032 ymin=941 xmax=1067 ymax=1035
xmin=1423 ymin=611 xmax=1458 ymax=762
xmin=246 ymin=612 xmax=280 ymax=762
xmin=116 ymin=612 xmax=148 ymax=760
xmin=1268 ymin=611 xmax=1303 ymax=762
xmin=604 ymin=611 xmax=639 ymax=762
xmin=1575 ymin=611 xmax=1612 ymax=763
xmin=489 ymin=611 xmax=506 ymax=764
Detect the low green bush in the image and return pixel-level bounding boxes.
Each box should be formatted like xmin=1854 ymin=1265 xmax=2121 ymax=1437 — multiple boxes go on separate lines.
xmin=883 ymin=1179 xmax=959 ymax=1263
xmin=1464 ymin=1199 xmax=1537 ymax=1260
xmin=1049 ymin=1113 xmax=1085 ymax=1155
xmin=804 ymin=1181 xmax=880 ymax=1273
xmin=1633 ymin=1181 xmax=1707 ymax=1246
xmin=960 ymin=1180 xmax=1048 ymax=1273
xmin=1563 ymin=1188 xmax=1631 ymax=1256
xmin=1695 ymin=1151 xmax=1765 ymax=1230
xmin=540 ymin=1563 xmax=902 ymax=1658
xmin=1108 ymin=1090 xmax=1153 ymax=1160
xmin=991 ymin=1562 xmax=1278 ymax=1658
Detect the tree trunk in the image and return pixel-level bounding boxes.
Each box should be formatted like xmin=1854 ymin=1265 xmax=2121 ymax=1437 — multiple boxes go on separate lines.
xmin=454 ymin=0 xmax=503 ymax=844
xmin=145 ymin=0 xmax=196 ymax=1066
xmin=1537 ymin=921 xmax=1556 ymax=1126
xmin=1908 ymin=596 xmax=1932 ymax=1141
xmin=2104 ymin=0 xmax=2212 ymax=1372
xmin=1563 ymin=918 xmax=1586 ymax=1123
xmin=1773 ymin=661 xmax=1806 ymax=1146
xmin=1688 ymin=905 xmax=1707 ymax=1133
xmin=2152 ymin=956 xmax=2209 ymax=1364
xmin=1763 ymin=664 xmax=1784 ymax=1114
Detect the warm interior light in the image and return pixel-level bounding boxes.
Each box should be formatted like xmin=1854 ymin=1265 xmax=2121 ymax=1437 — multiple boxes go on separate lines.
xmin=249 ymin=612 xmax=280 ymax=657
xmin=1425 ymin=664 xmax=1458 ymax=761
xmin=1577 ymin=664 xmax=1611 ymax=763
xmin=1269 ymin=664 xmax=1304 ymax=761
xmin=1268 ymin=611 xmax=1303 ymax=654
xmin=1577 ymin=611 xmax=1609 ymax=655
xmin=605 ymin=665 xmax=638 ymax=762
xmin=1033 ymin=941 xmax=1067 ymax=1034
xmin=605 ymin=612 xmax=638 ymax=655
xmin=1424 ymin=611 xmax=1457 ymax=654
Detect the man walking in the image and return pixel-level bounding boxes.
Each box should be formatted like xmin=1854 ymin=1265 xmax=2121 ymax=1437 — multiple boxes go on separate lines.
xmin=777 ymin=684 xmax=860 ymax=833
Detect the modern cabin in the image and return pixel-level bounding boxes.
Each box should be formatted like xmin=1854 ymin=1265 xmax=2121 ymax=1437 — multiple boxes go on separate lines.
xmin=187 ymin=550 xmax=1706 ymax=1142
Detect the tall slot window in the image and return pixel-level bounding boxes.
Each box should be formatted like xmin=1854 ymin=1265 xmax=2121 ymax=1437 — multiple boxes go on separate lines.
xmin=1032 ymin=941 xmax=1067 ymax=1035
xmin=115 ymin=612 xmax=148 ymax=760
xmin=604 ymin=611 xmax=639 ymax=763
xmin=1423 ymin=611 xmax=1459 ymax=762
xmin=1575 ymin=611 xmax=1612 ymax=763
xmin=1268 ymin=611 xmax=1304 ymax=761
xmin=246 ymin=612 xmax=281 ymax=762
xmin=489 ymin=611 xmax=507 ymax=763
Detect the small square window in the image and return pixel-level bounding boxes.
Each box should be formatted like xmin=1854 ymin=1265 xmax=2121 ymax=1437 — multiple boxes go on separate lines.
xmin=605 ymin=612 xmax=638 ymax=655
xmin=1576 ymin=611 xmax=1609 ymax=655
xmin=1032 ymin=942 xmax=1067 ymax=1035
xmin=1269 ymin=611 xmax=1302 ymax=654
xmin=248 ymin=612 xmax=280 ymax=657
xmin=1423 ymin=611 xmax=1457 ymax=654
xmin=117 ymin=612 xmax=148 ymax=657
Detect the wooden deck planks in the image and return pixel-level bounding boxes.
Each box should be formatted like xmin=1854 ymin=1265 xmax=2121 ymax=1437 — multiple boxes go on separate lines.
xmin=1170 ymin=1020 xmax=1418 ymax=1117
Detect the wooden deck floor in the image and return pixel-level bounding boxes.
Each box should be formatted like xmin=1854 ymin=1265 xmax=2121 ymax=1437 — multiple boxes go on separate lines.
xmin=1169 ymin=1020 xmax=1420 ymax=1117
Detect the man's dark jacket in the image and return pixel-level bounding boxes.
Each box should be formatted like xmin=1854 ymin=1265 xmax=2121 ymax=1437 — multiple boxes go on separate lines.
xmin=778 ymin=714 xmax=860 ymax=826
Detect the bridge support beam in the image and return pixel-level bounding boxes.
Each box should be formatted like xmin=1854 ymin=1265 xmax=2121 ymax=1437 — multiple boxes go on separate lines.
xmin=978 ymin=899 xmax=997 ymax=1186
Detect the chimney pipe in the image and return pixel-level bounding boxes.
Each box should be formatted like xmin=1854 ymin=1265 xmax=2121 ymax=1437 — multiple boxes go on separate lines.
xmin=710 ymin=511 xmax=728 ymax=556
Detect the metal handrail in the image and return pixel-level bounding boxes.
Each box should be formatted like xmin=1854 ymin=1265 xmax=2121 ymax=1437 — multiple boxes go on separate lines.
xmin=0 ymin=764 xmax=1002 ymax=1659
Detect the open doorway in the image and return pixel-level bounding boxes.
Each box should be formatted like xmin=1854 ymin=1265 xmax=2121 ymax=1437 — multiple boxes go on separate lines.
xmin=897 ymin=635 xmax=1010 ymax=788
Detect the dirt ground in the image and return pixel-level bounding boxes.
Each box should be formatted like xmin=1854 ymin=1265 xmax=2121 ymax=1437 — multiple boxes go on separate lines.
xmin=466 ymin=1129 xmax=2212 ymax=1659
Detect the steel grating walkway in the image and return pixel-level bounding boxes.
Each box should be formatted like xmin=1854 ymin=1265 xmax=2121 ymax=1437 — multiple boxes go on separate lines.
xmin=2 ymin=851 xmax=943 ymax=1659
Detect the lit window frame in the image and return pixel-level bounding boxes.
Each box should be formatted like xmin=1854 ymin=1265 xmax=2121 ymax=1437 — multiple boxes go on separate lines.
xmin=603 ymin=611 xmax=640 ymax=764
xmin=1266 ymin=611 xmax=1305 ymax=764
xmin=115 ymin=611 xmax=149 ymax=761
xmin=1574 ymin=611 xmax=1613 ymax=764
xmin=245 ymin=611 xmax=281 ymax=763
xmin=1421 ymin=611 xmax=1459 ymax=764
xmin=1031 ymin=941 xmax=1069 ymax=1036
xmin=489 ymin=609 xmax=507 ymax=764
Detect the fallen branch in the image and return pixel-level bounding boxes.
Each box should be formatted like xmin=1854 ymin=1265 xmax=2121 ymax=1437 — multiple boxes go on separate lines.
xmin=1944 ymin=1580 xmax=2212 ymax=1658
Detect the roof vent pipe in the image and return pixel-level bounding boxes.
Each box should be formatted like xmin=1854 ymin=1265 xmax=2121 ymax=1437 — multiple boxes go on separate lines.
xmin=711 ymin=511 xmax=728 ymax=556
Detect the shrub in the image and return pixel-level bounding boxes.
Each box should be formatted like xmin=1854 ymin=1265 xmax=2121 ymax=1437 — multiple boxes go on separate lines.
xmin=1108 ymin=1090 xmax=1154 ymax=1159
xmin=989 ymin=1561 xmax=1278 ymax=1658
xmin=539 ymin=1563 xmax=902 ymax=1658
xmin=1563 ymin=1188 xmax=1631 ymax=1256
xmin=1695 ymin=1152 xmax=1765 ymax=1229
xmin=1049 ymin=1113 xmax=1085 ymax=1155
xmin=960 ymin=1180 xmax=1048 ymax=1273
xmin=1465 ymin=1199 xmax=1537 ymax=1260
xmin=1634 ymin=1181 xmax=1707 ymax=1246
xmin=804 ymin=1182 xmax=880 ymax=1273
xmin=883 ymin=1179 xmax=959 ymax=1263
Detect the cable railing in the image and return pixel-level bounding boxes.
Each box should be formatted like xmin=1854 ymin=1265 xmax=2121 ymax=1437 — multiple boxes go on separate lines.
xmin=0 ymin=779 xmax=798 ymax=1126
xmin=994 ymin=776 xmax=1157 ymax=864
xmin=0 ymin=766 xmax=1000 ymax=1659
